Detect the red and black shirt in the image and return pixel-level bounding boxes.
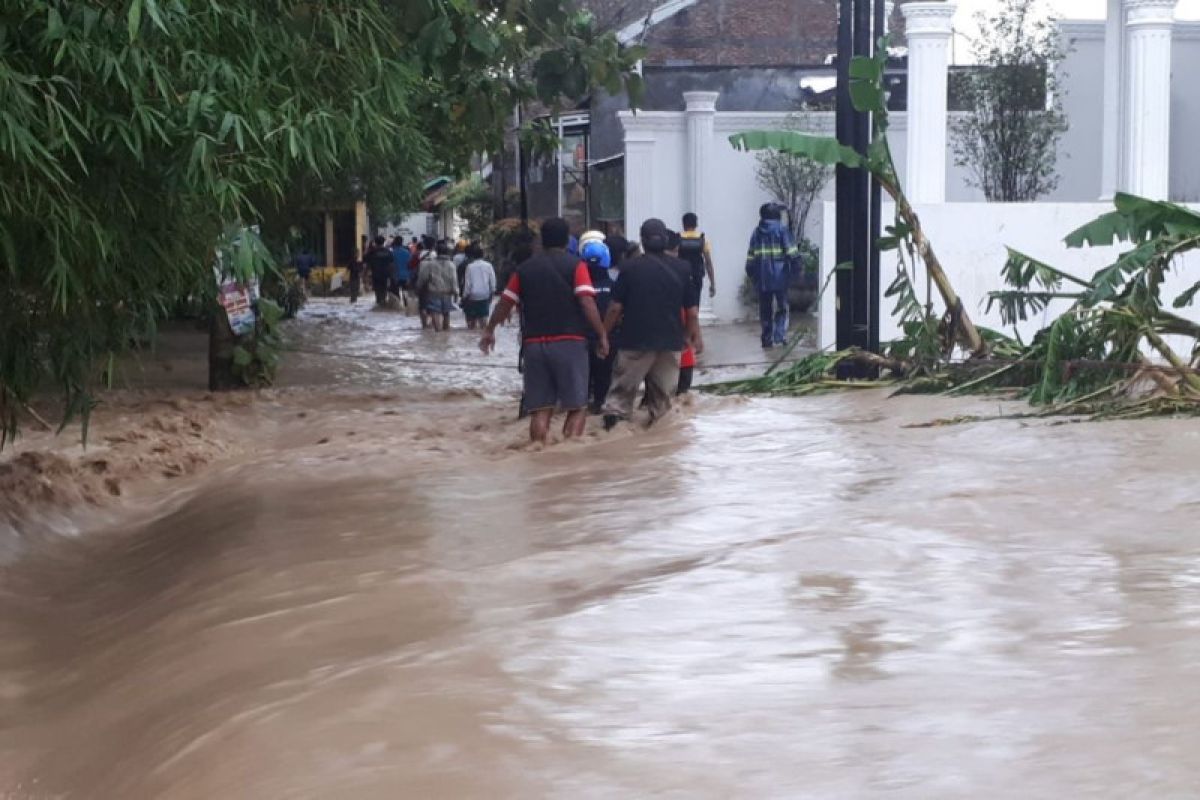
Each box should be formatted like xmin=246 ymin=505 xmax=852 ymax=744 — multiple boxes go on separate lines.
xmin=502 ymin=251 xmax=596 ymax=344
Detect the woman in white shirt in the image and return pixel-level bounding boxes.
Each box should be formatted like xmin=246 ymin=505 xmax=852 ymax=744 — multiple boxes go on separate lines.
xmin=461 ymin=242 xmax=497 ymax=329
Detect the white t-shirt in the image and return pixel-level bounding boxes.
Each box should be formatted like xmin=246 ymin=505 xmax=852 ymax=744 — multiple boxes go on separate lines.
xmin=463 ymin=259 xmax=496 ymax=301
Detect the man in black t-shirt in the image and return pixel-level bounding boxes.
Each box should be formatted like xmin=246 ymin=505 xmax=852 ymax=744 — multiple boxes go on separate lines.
xmin=366 ymin=235 xmax=397 ymax=307
xmin=480 ymin=218 xmax=609 ymax=444
xmin=601 ymin=218 xmax=703 ymax=428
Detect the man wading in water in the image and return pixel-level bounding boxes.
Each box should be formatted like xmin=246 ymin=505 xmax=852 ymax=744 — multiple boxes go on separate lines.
xmin=479 ymin=217 xmax=609 ymax=444
xmin=602 ymin=218 xmax=702 ymax=429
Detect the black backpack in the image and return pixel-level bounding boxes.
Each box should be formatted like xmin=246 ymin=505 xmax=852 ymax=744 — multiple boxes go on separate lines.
xmin=677 ymin=233 xmax=706 ymax=289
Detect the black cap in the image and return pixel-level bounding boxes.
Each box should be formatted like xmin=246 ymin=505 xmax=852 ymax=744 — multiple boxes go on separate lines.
xmin=640 ymin=218 xmax=669 ymax=252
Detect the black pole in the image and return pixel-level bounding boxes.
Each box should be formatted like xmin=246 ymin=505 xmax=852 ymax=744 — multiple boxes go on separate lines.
xmin=835 ymin=0 xmax=883 ymax=369
xmin=851 ymin=0 xmax=872 ymax=350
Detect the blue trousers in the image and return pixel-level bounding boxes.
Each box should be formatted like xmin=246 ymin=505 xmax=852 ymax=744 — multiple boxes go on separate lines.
xmin=758 ymin=288 xmax=789 ymax=347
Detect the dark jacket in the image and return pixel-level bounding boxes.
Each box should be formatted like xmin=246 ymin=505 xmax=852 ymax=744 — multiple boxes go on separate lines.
xmin=745 ymin=219 xmax=800 ymax=293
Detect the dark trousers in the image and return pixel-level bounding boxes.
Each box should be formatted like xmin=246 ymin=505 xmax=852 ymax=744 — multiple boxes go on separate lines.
xmin=758 ymin=288 xmax=789 ymax=346
xmin=348 ymin=268 xmax=361 ymax=303
xmin=677 ymin=366 xmax=694 ymax=395
xmin=372 ymin=268 xmax=391 ymax=305
xmin=588 ymin=347 xmax=616 ymax=412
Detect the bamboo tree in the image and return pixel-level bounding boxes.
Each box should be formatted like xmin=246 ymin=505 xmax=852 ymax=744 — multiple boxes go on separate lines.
xmin=0 ymin=0 xmax=644 ymax=445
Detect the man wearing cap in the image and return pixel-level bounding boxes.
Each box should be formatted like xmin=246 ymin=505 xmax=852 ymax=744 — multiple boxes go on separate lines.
xmin=479 ymin=218 xmax=609 ymax=444
xmin=601 ymin=218 xmax=703 ymax=429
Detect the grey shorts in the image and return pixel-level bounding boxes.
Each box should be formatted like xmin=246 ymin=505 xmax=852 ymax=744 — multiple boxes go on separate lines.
xmin=424 ymin=293 xmax=454 ymax=314
xmin=523 ymin=339 xmax=589 ymax=411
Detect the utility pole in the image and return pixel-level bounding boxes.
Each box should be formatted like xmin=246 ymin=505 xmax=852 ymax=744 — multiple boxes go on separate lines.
xmin=835 ymin=0 xmax=885 ymax=369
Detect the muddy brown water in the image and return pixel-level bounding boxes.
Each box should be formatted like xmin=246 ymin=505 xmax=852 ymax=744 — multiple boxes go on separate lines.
xmin=2 ymin=301 xmax=1200 ymax=798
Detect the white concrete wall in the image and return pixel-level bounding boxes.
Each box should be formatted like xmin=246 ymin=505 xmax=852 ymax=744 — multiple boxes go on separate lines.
xmin=620 ymin=30 xmax=1200 ymax=331
xmin=1056 ymin=20 xmax=1200 ymax=202
xmin=817 ymin=201 xmax=1200 ymax=355
xmin=620 ymin=109 xmax=978 ymax=321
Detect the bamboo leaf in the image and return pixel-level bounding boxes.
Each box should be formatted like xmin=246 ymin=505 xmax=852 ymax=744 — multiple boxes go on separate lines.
xmin=128 ymin=0 xmax=143 ymax=40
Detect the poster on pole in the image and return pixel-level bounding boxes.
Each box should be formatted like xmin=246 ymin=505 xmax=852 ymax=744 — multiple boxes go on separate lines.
xmin=218 ymin=278 xmax=257 ymax=335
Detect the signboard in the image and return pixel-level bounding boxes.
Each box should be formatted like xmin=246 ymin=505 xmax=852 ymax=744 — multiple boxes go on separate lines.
xmin=218 ymin=279 xmax=256 ymax=335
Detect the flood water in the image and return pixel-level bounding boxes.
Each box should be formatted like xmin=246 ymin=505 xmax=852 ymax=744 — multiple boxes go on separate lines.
xmin=2 ymin=300 xmax=1200 ymax=798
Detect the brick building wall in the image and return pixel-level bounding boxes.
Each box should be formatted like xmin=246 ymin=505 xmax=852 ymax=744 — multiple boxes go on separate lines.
xmin=584 ymin=0 xmax=841 ymax=67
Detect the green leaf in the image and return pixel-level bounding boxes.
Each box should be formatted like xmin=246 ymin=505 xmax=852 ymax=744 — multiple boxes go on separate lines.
xmin=467 ymin=25 xmax=497 ymax=56
xmin=729 ymin=130 xmax=864 ymax=169
xmin=258 ymin=297 xmax=283 ymax=326
xmin=849 ymin=55 xmax=883 ymax=82
xmin=232 ymin=345 xmax=253 ymax=367
xmin=1173 ymin=279 xmax=1200 ymax=309
xmin=849 ymin=80 xmax=885 ymax=115
xmin=128 ymin=0 xmax=143 ymax=41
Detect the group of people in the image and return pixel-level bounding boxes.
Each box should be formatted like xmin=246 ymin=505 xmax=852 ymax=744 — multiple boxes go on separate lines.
xmin=312 ymin=201 xmax=803 ymax=444
xmin=347 ymin=235 xmax=498 ymax=333
xmin=479 ymin=215 xmax=709 ymax=444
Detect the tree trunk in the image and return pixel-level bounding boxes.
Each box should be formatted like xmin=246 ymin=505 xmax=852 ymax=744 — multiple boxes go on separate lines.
xmin=208 ymin=307 xmax=239 ymax=391
xmin=894 ymin=199 xmax=988 ymax=357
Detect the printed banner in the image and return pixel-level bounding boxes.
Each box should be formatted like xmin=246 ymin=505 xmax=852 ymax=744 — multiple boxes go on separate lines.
xmin=218 ymin=279 xmax=257 ymax=336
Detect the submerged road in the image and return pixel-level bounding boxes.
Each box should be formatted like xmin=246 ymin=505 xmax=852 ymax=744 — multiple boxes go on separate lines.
xmin=1 ymin=300 xmax=1198 ymax=798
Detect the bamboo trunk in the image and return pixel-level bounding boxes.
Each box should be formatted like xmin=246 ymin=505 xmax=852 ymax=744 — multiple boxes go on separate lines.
xmin=208 ymin=307 xmax=240 ymax=392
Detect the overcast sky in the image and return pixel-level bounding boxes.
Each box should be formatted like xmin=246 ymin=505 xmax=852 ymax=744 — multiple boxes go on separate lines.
xmin=948 ymin=0 xmax=1200 ymax=61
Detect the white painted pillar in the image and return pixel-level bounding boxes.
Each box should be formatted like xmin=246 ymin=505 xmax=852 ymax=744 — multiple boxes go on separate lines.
xmin=1122 ymin=0 xmax=1177 ymax=200
xmin=623 ymin=130 xmax=657 ymax=236
xmin=1100 ymin=0 xmax=1125 ymax=198
xmin=901 ymin=2 xmax=955 ymax=203
xmin=683 ymin=91 xmax=719 ymax=222
xmin=684 ymin=91 xmax=719 ymax=317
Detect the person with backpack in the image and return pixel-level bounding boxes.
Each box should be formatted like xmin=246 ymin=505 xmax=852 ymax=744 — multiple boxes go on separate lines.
xmin=679 ymin=212 xmax=716 ymax=302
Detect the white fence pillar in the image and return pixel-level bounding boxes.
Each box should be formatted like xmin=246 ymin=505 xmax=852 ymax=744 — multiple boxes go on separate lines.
xmin=901 ymin=2 xmax=955 ymax=203
xmin=1123 ymin=0 xmax=1177 ymax=200
xmin=1100 ymin=0 xmax=1125 ymax=199
xmin=624 ymin=132 xmax=657 ymax=236
xmin=683 ymin=91 xmax=719 ymax=223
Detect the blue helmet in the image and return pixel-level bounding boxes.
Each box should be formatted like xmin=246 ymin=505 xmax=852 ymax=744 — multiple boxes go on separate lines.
xmin=580 ymin=239 xmax=611 ymax=269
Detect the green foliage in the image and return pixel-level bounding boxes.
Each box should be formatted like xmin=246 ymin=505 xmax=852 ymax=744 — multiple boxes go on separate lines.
xmin=485 ymin=217 xmax=539 ymax=262
xmin=444 ymin=177 xmax=495 ymax=240
xmin=214 ymin=225 xmax=284 ymax=388
xmin=950 ymin=0 xmax=1068 ymax=201
xmin=986 ymin=192 xmax=1200 ymax=405
xmin=0 ymin=0 xmax=642 ymax=445
xmin=706 ymin=350 xmax=889 ymax=397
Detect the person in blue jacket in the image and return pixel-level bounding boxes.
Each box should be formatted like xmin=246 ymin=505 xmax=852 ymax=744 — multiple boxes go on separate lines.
xmin=390 ymin=236 xmax=411 ymax=303
xmin=745 ymin=203 xmax=801 ymax=348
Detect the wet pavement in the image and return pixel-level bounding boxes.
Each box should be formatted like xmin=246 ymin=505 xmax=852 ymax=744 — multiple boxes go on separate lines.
xmin=1 ymin=299 xmax=1199 ymax=798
